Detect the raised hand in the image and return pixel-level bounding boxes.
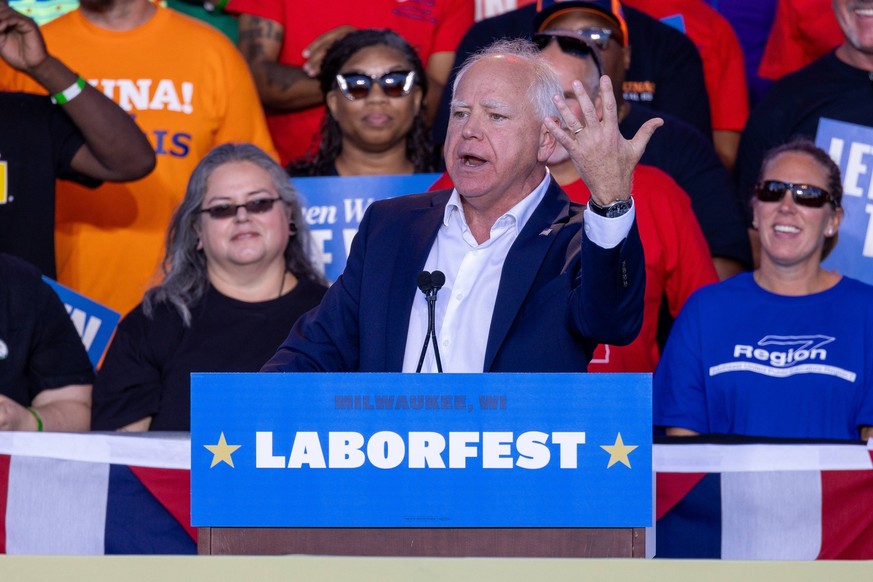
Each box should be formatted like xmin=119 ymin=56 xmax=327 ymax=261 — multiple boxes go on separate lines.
xmin=544 ymin=75 xmax=662 ymax=206
xmin=302 ymin=25 xmax=356 ymax=77
xmin=0 ymin=1 xmax=49 ymax=73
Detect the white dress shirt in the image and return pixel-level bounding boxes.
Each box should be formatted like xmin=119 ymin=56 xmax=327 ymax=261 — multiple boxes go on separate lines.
xmin=402 ymin=173 xmax=634 ymax=373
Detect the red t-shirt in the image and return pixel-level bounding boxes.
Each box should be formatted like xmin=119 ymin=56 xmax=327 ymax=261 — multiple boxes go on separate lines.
xmin=757 ymin=0 xmax=843 ymax=81
xmin=624 ymin=0 xmax=749 ymax=132
xmin=227 ymin=0 xmax=474 ymax=165
xmin=429 ymin=165 xmax=719 ymax=372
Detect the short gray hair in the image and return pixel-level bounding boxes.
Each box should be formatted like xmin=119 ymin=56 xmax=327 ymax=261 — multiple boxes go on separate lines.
xmin=452 ymin=38 xmax=562 ymax=121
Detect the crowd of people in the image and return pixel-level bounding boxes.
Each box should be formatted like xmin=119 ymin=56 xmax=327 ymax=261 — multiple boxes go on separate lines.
xmin=1 ymin=0 xmax=871 ymax=443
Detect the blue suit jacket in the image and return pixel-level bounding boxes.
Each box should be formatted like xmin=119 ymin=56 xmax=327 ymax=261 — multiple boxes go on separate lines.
xmin=263 ymin=180 xmax=645 ymax=372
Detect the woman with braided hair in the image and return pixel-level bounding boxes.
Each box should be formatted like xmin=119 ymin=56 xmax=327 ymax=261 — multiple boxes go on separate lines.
xmin=288 ymin=28 xmax=434 ymax=177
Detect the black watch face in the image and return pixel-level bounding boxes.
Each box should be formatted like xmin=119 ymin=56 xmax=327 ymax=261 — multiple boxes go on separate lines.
xmin=605 ymin=200 xmax=631 ymax=218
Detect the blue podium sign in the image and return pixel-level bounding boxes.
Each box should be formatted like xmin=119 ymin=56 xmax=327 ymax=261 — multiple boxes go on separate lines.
xmin=191 ymin=373 xmax=652 ymax=528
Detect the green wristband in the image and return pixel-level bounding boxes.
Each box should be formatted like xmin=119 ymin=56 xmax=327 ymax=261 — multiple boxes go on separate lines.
xmin=50 ymin=76 xmax=87 ymax=105
xmin=205 ymin=0 xmax=229 ymax=11
xmin=27 ymin=407 xmax=44 ymax=432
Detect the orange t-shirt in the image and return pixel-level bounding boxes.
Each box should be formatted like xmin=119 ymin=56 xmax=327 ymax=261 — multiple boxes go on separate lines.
xmin=0 ymin=7 xmax=277 ymax=315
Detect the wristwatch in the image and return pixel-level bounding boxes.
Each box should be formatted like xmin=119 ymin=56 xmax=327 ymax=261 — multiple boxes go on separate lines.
xmin=587 ymin=197 xmax=633 ymax=218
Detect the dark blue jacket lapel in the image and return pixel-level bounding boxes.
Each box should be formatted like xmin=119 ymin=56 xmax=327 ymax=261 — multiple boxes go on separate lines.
xmin=483 ymin=179 xmax=571 ymax=370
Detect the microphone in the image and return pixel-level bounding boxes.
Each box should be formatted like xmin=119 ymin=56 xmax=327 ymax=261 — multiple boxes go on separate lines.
xmin=417 ymin=271 xmax=433 ymax=295
xmin=415 ymin=270 xmax=445 ymax=373
xmin=430 ymin=270 xmax=445 ymax=294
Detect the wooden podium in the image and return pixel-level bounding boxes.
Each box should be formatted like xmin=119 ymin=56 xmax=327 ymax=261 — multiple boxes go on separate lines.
xmin=198 ymin=527 xmax=645 ymax=557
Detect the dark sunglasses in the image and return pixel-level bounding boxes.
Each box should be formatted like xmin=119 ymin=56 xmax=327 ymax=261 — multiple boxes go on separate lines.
xmin=577 ymin=26 xmax=621 ymax=50
xmin=198 ymin=197 xmax=281 ymax=220
xmin=532 ymin=33 xmax=603 ymax=76
xmin=335 ymin=71 xmax=417 ymax=101
xmin=754 ymin=180 xmax=839 ymax=209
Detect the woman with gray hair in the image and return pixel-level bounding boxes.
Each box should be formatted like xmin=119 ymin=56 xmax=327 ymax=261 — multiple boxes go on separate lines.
xmin=92 ymin=143 xmax=327 ymax=431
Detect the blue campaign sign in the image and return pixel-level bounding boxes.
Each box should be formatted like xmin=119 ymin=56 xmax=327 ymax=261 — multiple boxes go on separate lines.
xmin=42 ymin=276 xmax=120 ymax=367
xmin=291 ymin=174 xmax=442 ymax=282
xmin=191 ymin=373 xmax=652 ymax=528
xmin=815 ymin=118 xmax=873 ymax=285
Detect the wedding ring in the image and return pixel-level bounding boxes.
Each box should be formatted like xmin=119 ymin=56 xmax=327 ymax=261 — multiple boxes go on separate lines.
xmin=573 ymin=127 xmax=584 ymax=135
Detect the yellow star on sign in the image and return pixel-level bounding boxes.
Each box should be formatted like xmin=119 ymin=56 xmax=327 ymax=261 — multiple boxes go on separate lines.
xmin=600 ymin=433 xmax=638 ymax=468
xmin=204 ymin=432 xmax=241 ymax=468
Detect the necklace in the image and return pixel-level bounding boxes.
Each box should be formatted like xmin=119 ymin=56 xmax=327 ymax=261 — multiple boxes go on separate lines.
xmin=278 ymin=271 xmax=287 ymax=298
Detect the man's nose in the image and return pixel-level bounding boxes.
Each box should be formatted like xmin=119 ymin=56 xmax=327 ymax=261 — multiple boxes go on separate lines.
xmin=461 ymin=113 xmax=483 ymax=139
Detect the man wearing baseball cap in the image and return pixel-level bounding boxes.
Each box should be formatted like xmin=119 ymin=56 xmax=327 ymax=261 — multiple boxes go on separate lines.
xmin=435 ymin=0 xmax=711 ymax=143
xmin=435 ymin=0 xmax=751 ymax=279
xmin=535 ymin=0 xmax=630 ymax=48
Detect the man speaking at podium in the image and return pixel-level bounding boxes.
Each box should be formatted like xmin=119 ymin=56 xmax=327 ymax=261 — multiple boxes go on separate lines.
xmin=263 ymin=39 xmax=659 ymax=374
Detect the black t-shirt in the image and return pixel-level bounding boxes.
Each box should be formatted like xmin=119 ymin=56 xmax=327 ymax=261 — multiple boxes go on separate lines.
xmin=92 ymin=277 xmax=328 ymax=431
xmin=0 ymin=253 xmax=94 ymax=403
xmin=736 ymin=51 xmax=873 ymax=223
xmin=432 ymin=4 xmax=712 ymax=146
xmin=623 ymin=104 xmax=751 ymax=266
xmin=0 ymin=93 xmax=96 ymax=278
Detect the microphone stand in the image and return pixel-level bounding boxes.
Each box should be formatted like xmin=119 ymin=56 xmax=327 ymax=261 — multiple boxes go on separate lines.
xmin=425 ymin=289 xmax=443 ymax=373
xmin=415 ymin=270 xmax=445 ymax=373
xmin=428 ymin=271 xmax=445 ymax=372
xmin=416 ymin=271 xmax=433 ymax=373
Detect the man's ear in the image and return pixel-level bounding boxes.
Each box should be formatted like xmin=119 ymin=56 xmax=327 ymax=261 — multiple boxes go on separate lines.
xmin=537 ymin=118 xmax=559 ymax=163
